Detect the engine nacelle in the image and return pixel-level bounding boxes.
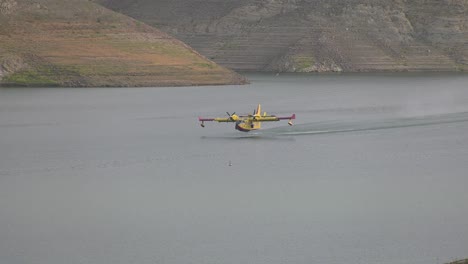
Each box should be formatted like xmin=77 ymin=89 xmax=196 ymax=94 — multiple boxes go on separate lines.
xmin=230 ymin=114 xmax=239 ymax=121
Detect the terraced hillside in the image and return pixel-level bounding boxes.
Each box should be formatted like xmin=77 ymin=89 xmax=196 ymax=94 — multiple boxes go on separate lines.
xmin=99 ymin=0 xmax=468 ymax=72
xmin=0 ymin=0 xmax=246 ymax=87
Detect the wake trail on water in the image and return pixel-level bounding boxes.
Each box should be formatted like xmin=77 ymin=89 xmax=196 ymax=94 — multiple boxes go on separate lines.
xmin=259 ymin=111 xmax=468 ymax=137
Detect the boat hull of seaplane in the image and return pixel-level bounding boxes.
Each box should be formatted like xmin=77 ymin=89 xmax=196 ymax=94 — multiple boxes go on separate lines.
xmin=235 ymin=120 xmax=261 ymax=132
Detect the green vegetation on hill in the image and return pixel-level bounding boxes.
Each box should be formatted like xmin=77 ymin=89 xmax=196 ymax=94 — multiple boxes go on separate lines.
xmin=0 ymin=0 xmax=247 ymax=87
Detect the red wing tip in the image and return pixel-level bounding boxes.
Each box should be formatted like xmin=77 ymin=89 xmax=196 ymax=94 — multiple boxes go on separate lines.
xmin=278 ymin=114 xmax=296 ymax=120
xmin=199 ymin=117 xmax=214 ymax=121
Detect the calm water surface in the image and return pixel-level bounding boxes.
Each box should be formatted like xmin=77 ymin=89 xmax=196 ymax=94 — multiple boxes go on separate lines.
xmin=1 ymin=73 xmax=468 ymax=264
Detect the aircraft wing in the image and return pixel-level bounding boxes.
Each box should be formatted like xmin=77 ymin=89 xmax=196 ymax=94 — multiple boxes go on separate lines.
xmin=198 ymin=117 xmax=236 ymax=123
xmin=253 ymin=114 xmax=296 ymax=122
xmin=199 ymin=117 xmax=215 ymax=122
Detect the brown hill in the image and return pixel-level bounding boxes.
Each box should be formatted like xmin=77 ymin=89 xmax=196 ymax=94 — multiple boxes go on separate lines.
xmin=98 ymin=0 xmax=468 ymax=73
xmin=0 ymin=0 xmax=247 ymax=87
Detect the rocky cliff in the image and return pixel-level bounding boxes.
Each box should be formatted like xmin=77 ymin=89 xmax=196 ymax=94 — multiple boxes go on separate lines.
xmin=0 ymin=0 xmax=246 ymax=87
xmin=99 ymin=0 xmax=468 ymax=72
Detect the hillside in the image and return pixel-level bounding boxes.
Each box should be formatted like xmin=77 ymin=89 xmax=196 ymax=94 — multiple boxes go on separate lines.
xmin=448 ymin=259 xmax=468 ymax=264
xmin=0 ymin=0 xmax=246 ymax=87
xmin=99 ymin=0 xmax=468 ymax=73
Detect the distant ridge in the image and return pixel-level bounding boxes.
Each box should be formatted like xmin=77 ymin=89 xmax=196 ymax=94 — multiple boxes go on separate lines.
xmin=447 ymin=259 xmax=468 ymax=264
xmin=99 ymin=0 xmax=468 ymax=73
xmin=0 ymin=0 xmax=247 ymax=87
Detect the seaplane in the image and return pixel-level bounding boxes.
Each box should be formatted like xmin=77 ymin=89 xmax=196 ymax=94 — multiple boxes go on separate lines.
xmin=198 ymin=104 xmax=296 ymax=132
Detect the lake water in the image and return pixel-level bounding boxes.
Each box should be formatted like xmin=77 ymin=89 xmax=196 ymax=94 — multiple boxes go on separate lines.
xmin=1 ymin=73 xmax=468 ymax=264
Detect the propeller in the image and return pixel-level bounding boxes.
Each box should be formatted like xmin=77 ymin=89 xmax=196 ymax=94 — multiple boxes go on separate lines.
xmin=226 ymin=112 xmax=237 ymax=121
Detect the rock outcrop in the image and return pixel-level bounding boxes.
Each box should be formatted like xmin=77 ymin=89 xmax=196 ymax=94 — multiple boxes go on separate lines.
xmin=0 ymin=55 xmax=27 ymax=78
xmin=99 ymin=0 xmax=468 ymax=72
xmin=0 ymin=0 xmax=17 ymax=15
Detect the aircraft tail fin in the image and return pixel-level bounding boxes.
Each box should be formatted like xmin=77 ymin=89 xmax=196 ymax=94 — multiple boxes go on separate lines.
xmin=252 ymin=104 xmax=262 ymax=129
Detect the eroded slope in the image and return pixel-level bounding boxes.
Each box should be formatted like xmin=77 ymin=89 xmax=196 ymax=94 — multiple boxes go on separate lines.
xmin=99 ymin=0 xmax=468 ymax=72
xmin=0 ymin=0 xmax=246 ymax=87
